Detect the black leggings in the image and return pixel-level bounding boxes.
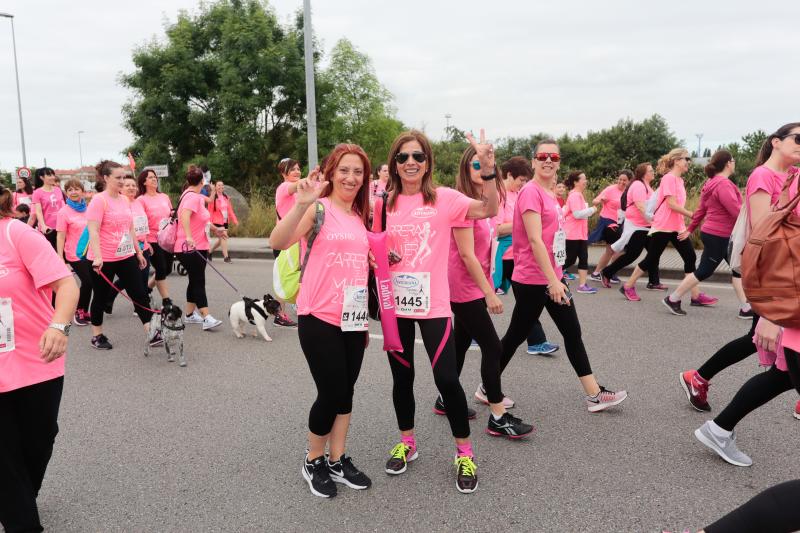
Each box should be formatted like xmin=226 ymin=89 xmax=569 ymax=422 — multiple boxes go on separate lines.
xmin=150 ymin=242 xmax=173 ymax=282
xmin=90 ymin=255 xmax=153 ymax=326
xmin=705 ymin=479 xmax=800 ymax=533
xmin=695 ymin=232 xmax=729 ymax=281
xmin=451 ymin=299 xmax=503 ymax=405
xmin=564 ymin=239 xmax=589 ymax=271
xmin=0 ymin=376 xmax=63 ymax=533
xmin=68 ymin=259 xmax=94 ymax=312
xmin=501 ymin=259 xmax=548 ymax=346
xmin=177 ymin=250 xmax=209 ymax=309
xmin=697 ymin=314 xmax=759 ymax=382
xmin=603 ymin=230 xmax=660 ymax=284
xmin=714 ymin=359 xmax=796 ymax=432
xmin=388 ymin=317 xmax=470 ymax=439
xmin=500 ymin=281 xmax=593 ymax=377
xmin=298 ymin=314 xmax=366 ymax=436
xmin=638 ymin=231 xmax=696 ymax=274
xmin=43 ymin=229 xmax=57 ymax=251
xmin=108 ymin=249 xmax=151 ymax=307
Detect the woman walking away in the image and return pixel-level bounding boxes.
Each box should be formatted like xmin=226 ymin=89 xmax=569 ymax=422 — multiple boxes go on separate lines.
xmin=136 ymin=169 xmax=172 ymax=303
xmin=601 ymin=163 xmax=658 ymax=288
xmin=209 ymin=180 xmax=238 ymax=263
xmin=175 ymin=166 xmax=227 ymax=331
xmin=56 ymin=179 xmax=94 ymax=326
xmin=376 ymin=129 xmax=499 ymax=494
xmin=447 ymin=145 xmax=534 ymax=439
xmin=86 ymin=161 xmax=154 ymax=350
xmin=664 ymin=150 xmax=743 ymax=316
xmin=499 ymin=139 xmax=628 ymax=413
xmin=0 ymin=184 xmax=79 ymax=533
xmin=30 ymin=167 xmax=65 ymax=250
xmin=562 ymin=171 xmax=598 ymax=294
xmin=270 ymin=144 xmax=374 ymax=498
xmin=620 ymin=149 xmax=715 ymax=305
xmin=589 ymin=170 xmax=630 ymax=283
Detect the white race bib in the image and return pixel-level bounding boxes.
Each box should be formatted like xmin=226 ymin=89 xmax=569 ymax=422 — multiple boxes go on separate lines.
xmin=133 ymin=215 xmax=149 ymax=237
xmin=392 ymin=272 xmax=431 ymax=317
xmin=0 ymin=298 xmax=15 ymax=353
xmin=340 ymin=286 xmax=369 ymax=332
xmin=159 ymin=218 xmax=171 ymax=231
xmin=222 ymin=209 xmax=228 ymax=222
xmin=115 ymin=232 xmax=134 ymax=257
xmin=553 ymin=229 xmax=567 ymax=266
xmin=18 ymin=196 xmax=31 ymax=206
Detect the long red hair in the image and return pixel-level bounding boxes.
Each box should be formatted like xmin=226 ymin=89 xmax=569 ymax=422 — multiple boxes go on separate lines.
xmin=320 ymin=143 xmax=372 ymax=227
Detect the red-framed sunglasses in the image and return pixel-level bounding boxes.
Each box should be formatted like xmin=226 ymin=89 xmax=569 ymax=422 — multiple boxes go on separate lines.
xmin=534 ymin=152 xmax=561 ymax=163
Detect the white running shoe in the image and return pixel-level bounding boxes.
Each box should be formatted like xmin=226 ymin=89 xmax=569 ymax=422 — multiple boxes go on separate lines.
xmin=202 ymin=315 xmax=223 ymax=330
xmin=185 ymin=311 xmax=203 ymax=324
xmin=474 ymin=383 xmax=515 ymax=409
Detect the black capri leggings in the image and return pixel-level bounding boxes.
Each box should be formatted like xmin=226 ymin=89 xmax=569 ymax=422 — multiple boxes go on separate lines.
xmin=388 ymin=317 xmax=470 ymax=439
xmin=68 ymin=259 xmax=94 ymax=312
xmin=602 ymin=230 xmax=660 ymax=284
xmin=500 ymin=281 xmax=593 ymax=378
xmin=90 ymin=255 xmax=153 ymax=326
xmin=452 ymin=298 xmax=503 ymax=405
xmin=501 ymin=259 xmax=549 ymax=346
xmin=697 ymin=313 xmax=758 ymax=382
xmin=638 ymin=231 xmax=696 ymax=274
xmin=150 ymin=242 xmax=173 ymax=282
xmin=705 ymin=479 xmax=800 ymax=533
xmin=298 ymin=314 xmax=367 ymax=436
xmin=177 ymin=250 xmax=209 ymax=309
xmin=695 ymin=232 xmax=730 ymax=281
xmin=564 ymin=239 xmax=589 ymax=271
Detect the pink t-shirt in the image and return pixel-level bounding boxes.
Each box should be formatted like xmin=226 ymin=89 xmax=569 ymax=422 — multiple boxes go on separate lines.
xmin=563 ymin=190 xmax=589 ymax=240
xmin=597 ymin=184 xmax=623 ymax=221
xmin=174 ymin=192 xmax=211 ymax=252
xmin=448 ymin=217 xmax=494 ymax=303
xmin=129 ymin=198 xmax=149 ymax=243
xmin=31 ymin=187 xmax=65 ymax=229
xmin=512 ymin=181 xmax=563 ymax=285
xmin=12 ymin=191 xmax=32 ymax=209
xmin=86 ymin=191 xmax=136 ymax=263
xmin=374 ymin=187 xmax=472 ymax=319
xmin=0 ymin=219 xmax=71 ymax=392
xmin=209 ymin=194 xmax=238 ymax=226
xmin=137 ymin=193 xmax=172 ymax=243
xmin=500 ymin=190 xmax=517 ymax=260
xmin=370 ymin=179 xmax=389 ymax=207
xmin=745 ymin=165 xmax=796 ymax=209
xmin=624 ymin=180 xmax=653 ymax=227
xmin=296 ymin=198 xmax=370 ymax=327
xmin=56 ymin=204 xmax=88 ymax=262
xmin=652 ymin=173 xmax=687 ymax=232
xmin=275 ymin=181 xmax=297 ymax=219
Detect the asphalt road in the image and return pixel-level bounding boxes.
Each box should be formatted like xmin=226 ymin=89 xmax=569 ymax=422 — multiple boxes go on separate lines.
xmin=39 ymin=259 xmax=797 ymax=533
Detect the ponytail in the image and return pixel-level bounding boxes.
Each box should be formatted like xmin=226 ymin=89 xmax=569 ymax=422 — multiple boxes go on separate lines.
xmin=704 ymin=150 xmax=733 ymax=178
xmin=755 ymin=123 xmax=800 ymax=167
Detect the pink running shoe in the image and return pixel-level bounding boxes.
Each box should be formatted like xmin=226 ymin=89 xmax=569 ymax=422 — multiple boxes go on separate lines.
xmin=619 ymin=286 xmax=641 ymax=301
xmin=794 ymin=399 xmax=800 ymax=420
xmin=679 ymin=370 xmax=711 ymax=411
xmin=691 ymin=293 xmax=719 ymax=307
xmin=586 ymin=386 xmax=628 ymax=412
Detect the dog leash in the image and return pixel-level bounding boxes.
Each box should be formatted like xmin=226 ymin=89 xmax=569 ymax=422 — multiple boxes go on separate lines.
xmin=97 ymin=270 xmax=162 ymax=314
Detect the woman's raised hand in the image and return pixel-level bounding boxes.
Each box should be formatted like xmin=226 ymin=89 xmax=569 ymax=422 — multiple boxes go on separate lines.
xmin=466 ymin=129 xmax=495 ymax=175
xmin=295 ymin=166 xmax=328 ymax=206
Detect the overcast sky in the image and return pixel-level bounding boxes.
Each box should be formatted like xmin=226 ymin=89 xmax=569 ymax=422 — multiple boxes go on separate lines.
xmin=0 ymin=0 xmax=796 ymax=171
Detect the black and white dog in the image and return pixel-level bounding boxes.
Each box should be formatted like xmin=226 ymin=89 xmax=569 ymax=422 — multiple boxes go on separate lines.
xmin=229 ymin=294 xmax=282 ymax=342
xmin=145 ymin=298 xmax=186 ymax=367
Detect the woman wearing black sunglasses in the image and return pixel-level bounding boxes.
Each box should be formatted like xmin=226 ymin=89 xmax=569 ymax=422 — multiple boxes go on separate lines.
xmin=375 ymin=129 xmax=498 ymax=494
xmin=498 ymin=140 xmax=628 ymax=414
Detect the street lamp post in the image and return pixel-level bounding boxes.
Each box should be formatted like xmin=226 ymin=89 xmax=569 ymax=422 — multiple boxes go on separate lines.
xmin=302 ymin=0 xmax=318 ymax=168
xmin=0 ymin=12 xmax=27 ymax=167
xmin=695 ymin=133 xmax=704 ymax=159
xmin=77 ymin=131 xmax=85 ymax=168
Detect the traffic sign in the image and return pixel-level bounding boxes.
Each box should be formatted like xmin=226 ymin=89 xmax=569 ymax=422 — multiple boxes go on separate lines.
xmin=143 ymin=164 xmax=169 ymax=178
xmin=16 ymin=166 xmax=30 ymax=180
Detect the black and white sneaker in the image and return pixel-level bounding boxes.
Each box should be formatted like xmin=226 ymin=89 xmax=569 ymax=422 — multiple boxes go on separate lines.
xmin=485 ymin=413 xmax=534 ymax=439
xmin=433 ymin=395 xmax=477 ymax=420
xmin=327 ymin=455 xmax=372 ymax=490
xmin=149 ymin=331 xmax=164 ymax=347
xmin=302 ymin=455 xmax=337 ymax=498
xmin=91 ymin=334 xmax=113 ymax=350
xmin=662 ymin=296 xmax=687 ymax=316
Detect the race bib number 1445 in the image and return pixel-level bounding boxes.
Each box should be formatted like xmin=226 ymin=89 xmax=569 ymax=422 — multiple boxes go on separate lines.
xmin=391 ymin=272 xmax=431 ymax=317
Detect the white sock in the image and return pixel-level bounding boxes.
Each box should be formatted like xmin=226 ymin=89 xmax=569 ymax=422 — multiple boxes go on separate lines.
xmin=740 ymin=303 xmax=751 ymax=312
xmin=491 ymin=412 xmax=504 ymax=421
xmin=708 ymin=421 xmax=732 ymax=438
xmin=668 ymin=293 xmax=681 ymax=303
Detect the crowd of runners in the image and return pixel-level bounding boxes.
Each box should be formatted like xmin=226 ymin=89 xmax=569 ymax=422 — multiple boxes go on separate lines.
xmin=3 ymin=122 xmax=800 ymax=532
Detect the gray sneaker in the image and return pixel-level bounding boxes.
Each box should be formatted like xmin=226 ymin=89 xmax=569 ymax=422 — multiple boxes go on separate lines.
xmin=694 ymin=421 xmax=752 ymax=467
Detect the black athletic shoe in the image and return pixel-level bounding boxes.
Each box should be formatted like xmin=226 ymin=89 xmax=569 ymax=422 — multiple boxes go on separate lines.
xmin=454 ymin=455 xmax=478 ymax=494
xmin=149 ymin=331 xmax=164 ymax=347
xmin=327 ymin=455 xmax=372 ymax=490
xmin=91 ymin=334 xmax=113 ymax=350
xmin=104 ymin=302 xmax=114 ymax=315
xmin=385 ymin=442 xmax=418 ymax=475
xmin=433 ymin=395 xmax=477 ymax=420
xmin=302 ymin=455 xmax=337 ymax=498
xmin=662 ymin=296 xmax=687 ymax=316
xmin=274 ymin=313 xmax=298 ymax=328
xmin=486 ymin=413 xmax=534 ymax=439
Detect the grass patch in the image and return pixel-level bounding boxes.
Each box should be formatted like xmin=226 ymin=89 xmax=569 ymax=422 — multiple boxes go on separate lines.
xmin=230 ymin=194 xmax=276 ymax=238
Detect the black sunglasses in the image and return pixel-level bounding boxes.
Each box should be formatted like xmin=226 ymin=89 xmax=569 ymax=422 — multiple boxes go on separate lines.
xmin=780 ymin=133 xmax=800 ymax=145
xmin=395 ymin=151 xmax=427 ymax=164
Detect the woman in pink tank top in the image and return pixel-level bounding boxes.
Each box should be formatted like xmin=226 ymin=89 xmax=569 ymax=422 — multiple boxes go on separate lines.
xmin=270 ymin=144 xmax=374 ymax=499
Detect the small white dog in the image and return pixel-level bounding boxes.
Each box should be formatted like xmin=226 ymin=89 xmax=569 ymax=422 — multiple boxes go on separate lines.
xmin=229 ymin=294 xmax=282 ymax=342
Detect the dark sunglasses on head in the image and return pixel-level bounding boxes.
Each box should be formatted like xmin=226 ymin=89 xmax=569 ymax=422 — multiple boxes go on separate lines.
xmin=780 ymin=133 xmax=800 ymax=145
xmin=395 ymin=151 xmax=427 ymax=164
xmin=534 ymin=152 xmax=561 ymax=163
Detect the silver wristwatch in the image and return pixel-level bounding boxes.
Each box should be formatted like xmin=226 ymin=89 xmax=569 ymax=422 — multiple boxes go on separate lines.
xmin=49 ymin=323 xmax=71 ymax=337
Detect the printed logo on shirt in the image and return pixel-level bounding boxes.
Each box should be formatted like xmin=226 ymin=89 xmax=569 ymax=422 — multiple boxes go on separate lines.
xmin=411 ymin=206 xmax=437 ymax=219
xmin=325 ymin=252 xmax=368 ymax=270
xmin=0 ymin=262 xmax=7 ymax=279
xmin=325 ymin=232 xmax=355 ymax=241
xmin=387 ymin=222 xmax=436 ymax=268
xmin=394 ymin=274 xmax=420 ymax=289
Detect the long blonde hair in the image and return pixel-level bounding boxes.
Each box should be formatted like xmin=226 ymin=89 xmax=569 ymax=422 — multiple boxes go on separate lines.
xmin=656 ymin=148 xmax=689 ymax=175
